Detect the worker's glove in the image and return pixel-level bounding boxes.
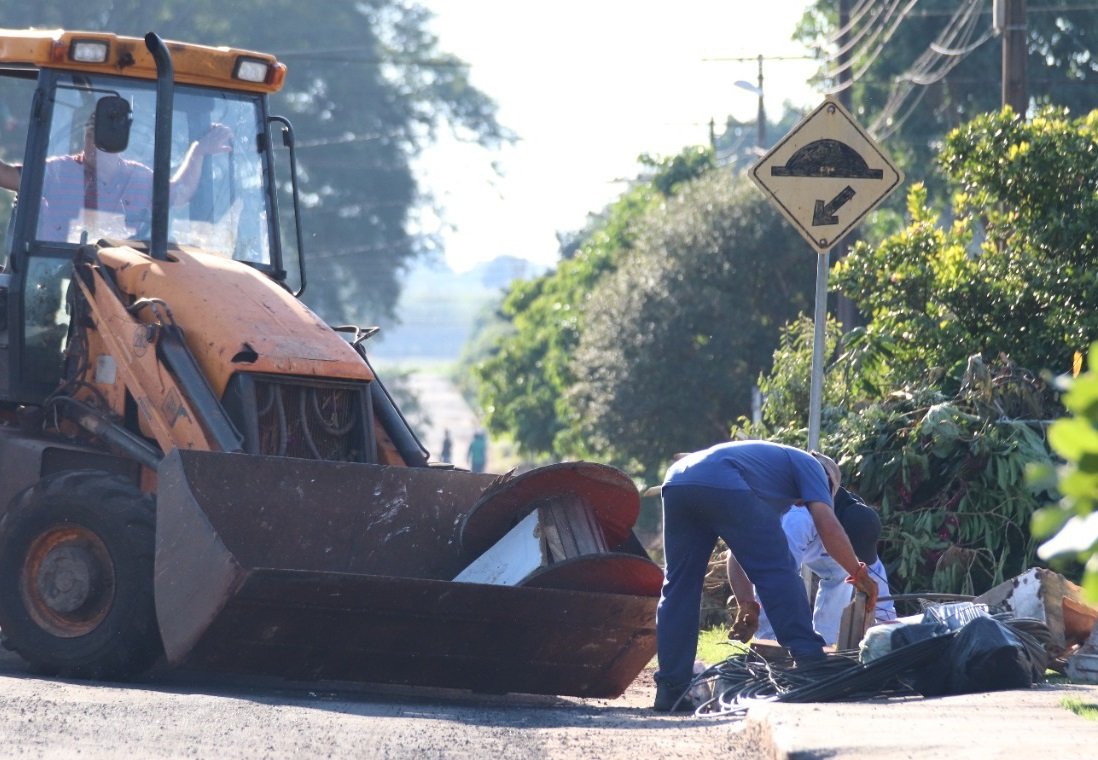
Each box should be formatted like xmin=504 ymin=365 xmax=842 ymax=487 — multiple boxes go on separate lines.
xmin=728 ymin=600 xmax=761 ymax=643
xmin=845 ymin=562 xmax=879 ymax=612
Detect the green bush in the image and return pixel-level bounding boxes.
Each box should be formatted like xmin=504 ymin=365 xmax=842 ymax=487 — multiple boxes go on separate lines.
xmin=829 ymin=356 xmax=1056 ymax=594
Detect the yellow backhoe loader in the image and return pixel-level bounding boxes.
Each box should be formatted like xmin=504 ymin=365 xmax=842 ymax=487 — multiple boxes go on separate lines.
xmin=0 ymin=29 xmax=661 ymax=697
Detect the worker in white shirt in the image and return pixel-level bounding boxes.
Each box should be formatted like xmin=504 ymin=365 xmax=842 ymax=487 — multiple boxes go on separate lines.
xmin=728 ymin=486 xmax=897 ymax=646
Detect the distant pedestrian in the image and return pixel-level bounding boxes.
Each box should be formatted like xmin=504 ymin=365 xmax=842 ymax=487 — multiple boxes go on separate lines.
xmin=440 ymin=430 xmax=453 ymax=462
xmin=468 ymin=430 xmax=487 ymax=473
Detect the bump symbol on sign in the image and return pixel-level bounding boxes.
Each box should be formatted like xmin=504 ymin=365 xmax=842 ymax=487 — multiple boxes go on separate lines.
xmin=770 ymin=139 xmax=884 ymax=180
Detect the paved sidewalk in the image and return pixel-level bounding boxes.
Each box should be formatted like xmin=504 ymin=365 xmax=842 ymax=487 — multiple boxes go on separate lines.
xmin=746 ymin=681 xmax=1098 ymax=759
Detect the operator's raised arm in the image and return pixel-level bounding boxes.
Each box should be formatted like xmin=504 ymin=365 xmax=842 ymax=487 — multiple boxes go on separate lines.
xmin=0 ymin=157 xmax=21 ymax=192
xmin=169 ymin=123 xmax=233 ymax=205
xmin=0 ymin=121 xmax=230 ymax=204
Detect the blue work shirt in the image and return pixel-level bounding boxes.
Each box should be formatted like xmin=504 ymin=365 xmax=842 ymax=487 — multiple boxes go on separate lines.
xmin=663 ymin=441 xmax=833 ymax=510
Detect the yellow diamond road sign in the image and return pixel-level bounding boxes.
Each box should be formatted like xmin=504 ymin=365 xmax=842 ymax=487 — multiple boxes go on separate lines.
xmin=750 ymin=97 xmax=903 ymax=253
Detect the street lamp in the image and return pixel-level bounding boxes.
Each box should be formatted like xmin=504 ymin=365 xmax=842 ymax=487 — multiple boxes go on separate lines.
xmin=734 ymin=54 xmax=766 ymax=149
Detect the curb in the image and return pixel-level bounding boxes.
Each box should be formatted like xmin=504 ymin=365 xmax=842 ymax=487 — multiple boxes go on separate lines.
xmin=744 ymin=708 xmax=787 ymax=760
xmin=735 ymin=682 xmax=1098 ymax=760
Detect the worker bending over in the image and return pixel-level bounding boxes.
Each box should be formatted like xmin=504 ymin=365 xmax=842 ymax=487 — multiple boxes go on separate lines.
xmin=654 ymin=440 xmax=878 ymax=712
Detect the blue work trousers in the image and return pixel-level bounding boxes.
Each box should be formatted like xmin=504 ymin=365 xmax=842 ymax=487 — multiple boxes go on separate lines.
xmin=655 ymin=484 xmax=825 ymax=686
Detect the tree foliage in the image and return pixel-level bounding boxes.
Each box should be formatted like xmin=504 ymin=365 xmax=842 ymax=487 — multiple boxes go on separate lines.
xmin=827 ymin=358 xmax=1056 ymax=594
xmin=470 ymin=149 xmax=713 ymax=462
xmin=753 ymin=315 xmax=896 ymax=439
xmin=0 ymin=1 xmax=506 ymax=324
xmin=754 ymin=306 xmax=1060 ymax=598
xmin=835 ymin=108 xmax=1098 ymax=385
xmin=470 ymin=185 xmax=656 ymax=459
xmin=567 ymin=171 xmax=816 ymax=480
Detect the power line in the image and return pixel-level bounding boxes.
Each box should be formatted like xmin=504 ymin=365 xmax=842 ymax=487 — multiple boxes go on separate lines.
xmin=901 ymin=0 xmax=985 ymax=86
xmin=871 ymin=0 xmax=996 ymax=139
xmin=275 ymin=49 xmax=467 ymax=66
xmin=820 ymin=0 xmax=922 ymax=92
xmin=909 ymin=3 xmax=1097 ymax=16
xmin=821 ymin=0 xmax=915 ymax=70
xmin=701 ymin=55 xmax=815 ymax=63
xmin=827 ymin=0 xmax=900 ymax=65
xmin=829 ymin=0 xmax=887 ymax=47
xmin=815 ymin=0 xmax=1094 ymax=110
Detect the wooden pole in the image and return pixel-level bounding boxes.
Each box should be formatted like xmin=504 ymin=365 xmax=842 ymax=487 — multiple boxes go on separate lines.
xmin=1002 ymin=0 xmax=1028 ymax=115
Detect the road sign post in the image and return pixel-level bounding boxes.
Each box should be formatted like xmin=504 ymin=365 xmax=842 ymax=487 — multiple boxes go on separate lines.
xmin=750 ymin=98 xmax=903 ymax=450
xmin=808 ymin=249 xmax=829 ymax=451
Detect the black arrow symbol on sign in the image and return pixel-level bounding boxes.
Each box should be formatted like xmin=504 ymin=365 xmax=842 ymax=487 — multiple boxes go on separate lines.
xmin=812 ymin=185 xmax=856 ymax=226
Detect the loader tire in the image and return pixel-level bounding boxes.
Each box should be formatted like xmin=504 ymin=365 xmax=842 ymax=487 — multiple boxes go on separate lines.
xmin=0 ymin=470 xmax=163 ymax=680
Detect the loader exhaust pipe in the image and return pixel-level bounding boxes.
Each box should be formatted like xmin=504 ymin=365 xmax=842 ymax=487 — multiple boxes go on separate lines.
xmin=144 ymin=32 xmax=173 ymax=262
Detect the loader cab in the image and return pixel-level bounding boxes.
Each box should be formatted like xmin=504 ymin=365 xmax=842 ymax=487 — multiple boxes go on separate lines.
xmin=0 ymin=54 xmax=291 ymax=405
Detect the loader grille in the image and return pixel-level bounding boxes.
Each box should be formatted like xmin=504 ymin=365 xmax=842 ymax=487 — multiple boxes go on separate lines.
xmin=224 ymin=374 xmax=373 ymax=463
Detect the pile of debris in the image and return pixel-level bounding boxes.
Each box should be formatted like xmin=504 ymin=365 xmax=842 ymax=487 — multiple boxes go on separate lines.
xmin=683 ymin=568 xmax=1098 ymax=718
xmin=976 ymin=567 xmax=1098 ymax=678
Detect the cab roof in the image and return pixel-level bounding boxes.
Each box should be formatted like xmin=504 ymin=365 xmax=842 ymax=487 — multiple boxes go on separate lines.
xmin=0 ymin=28 xmax=285 ymax=94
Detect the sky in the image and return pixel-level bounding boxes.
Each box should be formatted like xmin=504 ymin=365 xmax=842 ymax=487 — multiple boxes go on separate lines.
xmin=415 ymin=0 xmax=821 ymax=273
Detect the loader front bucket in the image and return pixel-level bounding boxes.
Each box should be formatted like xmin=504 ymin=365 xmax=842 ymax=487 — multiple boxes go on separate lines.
xmin=153 ymin=450 xmax=661 ymax=698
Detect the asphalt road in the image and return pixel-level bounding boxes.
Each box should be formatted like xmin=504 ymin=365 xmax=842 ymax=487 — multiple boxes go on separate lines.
xmin=402 ymin=370 xmax=483 ymax=469
xmin=0 ymin=652 xmax=765 ymax=759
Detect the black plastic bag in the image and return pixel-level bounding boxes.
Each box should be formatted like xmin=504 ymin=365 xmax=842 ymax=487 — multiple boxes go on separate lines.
xmin=893 ymin=617 xmax=1041 ymax=697
xmin=891 ymin=623 xmax=954 ymax=696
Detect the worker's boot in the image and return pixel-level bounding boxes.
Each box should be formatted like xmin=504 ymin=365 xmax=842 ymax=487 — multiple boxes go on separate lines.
xmin=790 ymin=649 xmax=828 ymax=668
xmin=652 ymin=680 xmax=694 ymax=713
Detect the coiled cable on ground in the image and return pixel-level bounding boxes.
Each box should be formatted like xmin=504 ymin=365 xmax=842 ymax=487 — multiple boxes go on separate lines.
xmin=686 ymin=616 xmax=1051 ymax=718
xmin=686 ymin=636 xmax=946 ymax=717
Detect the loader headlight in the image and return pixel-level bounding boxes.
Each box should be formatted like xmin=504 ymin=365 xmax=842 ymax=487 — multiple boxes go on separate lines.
xmin=234 ymin=56 xmax=271 ymax=84
xmin=69 ymin=40 xmax=110 ymax=64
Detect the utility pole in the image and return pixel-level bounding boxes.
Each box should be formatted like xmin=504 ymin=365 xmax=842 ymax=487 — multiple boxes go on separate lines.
xmin=999 ymin=0 xmax=1028 ymax=114
xmin=719 ymin=52 xmax=814 ymax=152
xmin=754 ymin=54 xmax=766 ymax=149
xmin=733 ymin=56 xmax=767 ymax=150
